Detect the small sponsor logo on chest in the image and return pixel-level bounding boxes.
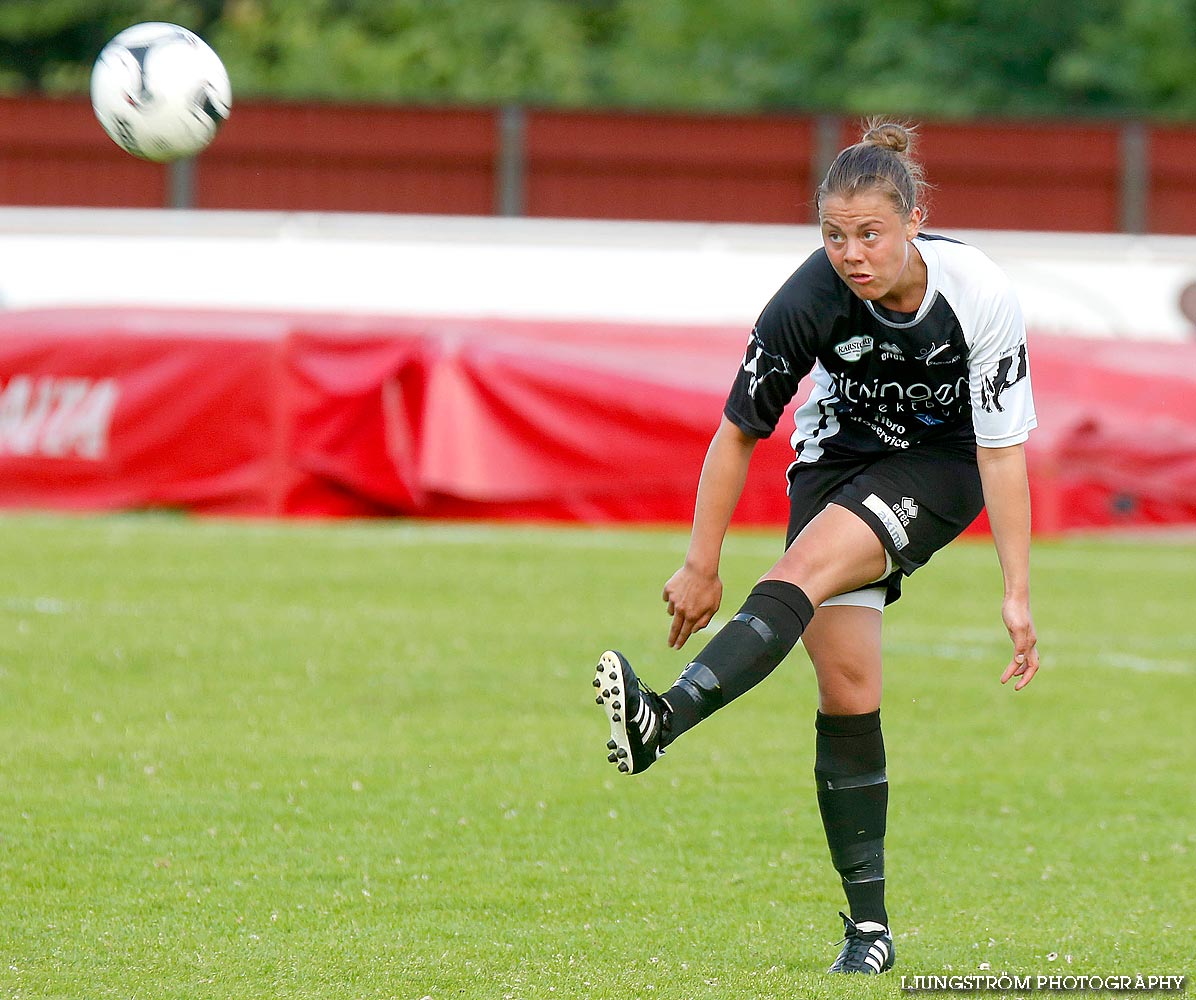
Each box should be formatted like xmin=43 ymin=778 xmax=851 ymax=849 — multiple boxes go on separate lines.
xmin=834 ymin=336 xmax=874 ymax=362
xmin=917 ymin=341 xmax=962 ymax=366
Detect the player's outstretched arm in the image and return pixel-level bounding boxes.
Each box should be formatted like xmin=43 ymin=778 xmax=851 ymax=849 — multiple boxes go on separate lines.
xmin=663 ymin=417 xmax=758 ymax=649
xmin=976 ymin=442 xmax=1039 ymax=689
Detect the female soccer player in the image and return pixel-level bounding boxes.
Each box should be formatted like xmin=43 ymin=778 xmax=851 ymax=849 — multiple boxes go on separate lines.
xmin=593 ymin=121 xmax=1040 ymax=975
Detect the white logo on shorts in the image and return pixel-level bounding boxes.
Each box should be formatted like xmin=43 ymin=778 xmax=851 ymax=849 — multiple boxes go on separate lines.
xmin=863 ymin=493 xmax=909 ymax=550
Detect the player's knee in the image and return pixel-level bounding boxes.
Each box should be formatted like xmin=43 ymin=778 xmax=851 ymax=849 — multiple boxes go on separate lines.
xmin=761 ymin=550 xmax=824 ymax=604
xmin=808 ymin=638 xmax=871 ymax=679
xmin=813 ymin=659 xmax=881 ymax=713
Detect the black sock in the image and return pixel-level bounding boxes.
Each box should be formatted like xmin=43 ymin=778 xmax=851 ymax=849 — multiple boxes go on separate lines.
xmin=660 ymin=580 xmax=814 ymax=745
xmin=815 ymin=710 xmax=889 ymax=927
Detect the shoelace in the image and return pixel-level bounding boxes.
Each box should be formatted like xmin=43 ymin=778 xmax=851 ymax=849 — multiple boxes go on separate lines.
xmin=646 ymin=684 xmax=677 ymax=747
xmin=836 ymin=913 xmax=885 ymax=967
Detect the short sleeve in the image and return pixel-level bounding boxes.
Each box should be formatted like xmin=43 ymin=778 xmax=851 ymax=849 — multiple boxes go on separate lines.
xmin=723 ymin=253 xmax=828 ymax=438
xmin=967 ymin=277 xmax=1037 ymax=448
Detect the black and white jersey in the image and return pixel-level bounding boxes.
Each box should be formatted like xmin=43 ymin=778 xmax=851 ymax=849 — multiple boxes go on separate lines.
xmin=724 ymin=234 xmax=1037 ymax=462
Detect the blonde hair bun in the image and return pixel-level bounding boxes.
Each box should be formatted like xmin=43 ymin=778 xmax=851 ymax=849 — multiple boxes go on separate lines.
xmin=816 ymin=117 xmax=927 ymax=220
xmin=862 ymin=121 xmax=914 ymax=156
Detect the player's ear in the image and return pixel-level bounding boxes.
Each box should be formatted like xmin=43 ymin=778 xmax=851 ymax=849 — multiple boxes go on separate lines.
xmin=906 ymin=206 xmax=924 ymax=239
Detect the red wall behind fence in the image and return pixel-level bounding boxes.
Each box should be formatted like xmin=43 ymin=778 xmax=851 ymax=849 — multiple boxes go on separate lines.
xmin=914 ymin=120 xmax=1125 ymax=233
xmin=0 ymin=94 xmax=1192 ymax=233
xmin=524 ymin=110 xmax=819 ymax=223
xmin=1148 ymin=127 xmax=1196 ymax=234
xmin=202 ymin=102 xmax=499 ymax=214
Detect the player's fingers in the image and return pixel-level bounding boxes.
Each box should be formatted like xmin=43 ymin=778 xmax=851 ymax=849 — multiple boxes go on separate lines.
xmin=684 ymin=612 xmax=712 ymax=645
xmin=673 ymin=611 xmax=707 ymax=650
xmin=1000 ymin=643 xmax=1029 ymax=684
xmin=1000 ymin=657 xmax=1019 ymax=685
xmin=670 ymin=609 xmax=699 ymax=648
xmin=1014 ymin=645 xmax=1040 ymax=690
xmin=1000 ymin=642 xmax=1039 ymax=688
xmin=668 ymin=613 xmax=683 ymax=648
xmin=1013 ymin=661 xmax=1038 ymax=690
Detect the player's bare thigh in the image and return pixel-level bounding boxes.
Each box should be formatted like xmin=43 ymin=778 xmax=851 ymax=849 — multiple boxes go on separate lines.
xmin=763 ymin=502 xmax=888 ymax=607
xmin=802 ymin=603 xmax=884 ymax=715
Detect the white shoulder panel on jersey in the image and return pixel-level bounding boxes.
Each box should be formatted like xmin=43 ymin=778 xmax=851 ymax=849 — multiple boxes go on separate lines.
xmin=920 ymin=238 xmax=1038 ymax=447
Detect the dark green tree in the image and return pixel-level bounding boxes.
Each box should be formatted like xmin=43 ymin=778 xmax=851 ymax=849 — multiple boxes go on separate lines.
xmin=1054 ymin=0 xmax=1196 ymax=117
xmin=597 ymin=0 xmax=820 ymax=110
xmin=0 ymin=0 xmax=223 ymax=91
xmin=595 ymin=0 xmax=1128 ymax=117
xmin=208 ymin=0 xmax=592 ymax=104
xmin=2 ymin=0 xmax=1195 ymax=120
xmin=796 ymin=0 xmax=1123 ymax=116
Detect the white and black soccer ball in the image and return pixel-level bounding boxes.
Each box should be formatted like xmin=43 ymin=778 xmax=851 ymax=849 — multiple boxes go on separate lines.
xmin=90 ymin=22 xmax=232 ymax=163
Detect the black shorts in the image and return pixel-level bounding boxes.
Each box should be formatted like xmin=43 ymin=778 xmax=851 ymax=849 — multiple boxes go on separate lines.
xmin=785 ymin=442 xmax=984 ymax=606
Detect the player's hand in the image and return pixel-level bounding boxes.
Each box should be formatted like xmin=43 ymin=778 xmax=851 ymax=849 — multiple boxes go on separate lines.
xmin=999 ymin=595 xmax=1039 ymax=691
xmin=662 ymin=564 xmax=722 ymax=650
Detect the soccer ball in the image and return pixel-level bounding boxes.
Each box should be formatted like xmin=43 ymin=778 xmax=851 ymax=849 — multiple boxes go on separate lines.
xmin=90 ymin=22 xmax=232 ymax=163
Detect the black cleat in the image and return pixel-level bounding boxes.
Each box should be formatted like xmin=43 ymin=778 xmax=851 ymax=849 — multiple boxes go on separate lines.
xmin=827 ymin=912 xmax=895 ymax=974
xmin=593 ymin=650 xmax=668 ymax=775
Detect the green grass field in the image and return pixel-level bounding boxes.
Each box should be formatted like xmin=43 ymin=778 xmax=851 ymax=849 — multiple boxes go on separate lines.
xmin=0 ymin=513 xmax=1192 ymax=999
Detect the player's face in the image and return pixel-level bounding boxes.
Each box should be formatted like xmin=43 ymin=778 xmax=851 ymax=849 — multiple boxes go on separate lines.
xmin=819 ymin=189 xmax=924 ymax=311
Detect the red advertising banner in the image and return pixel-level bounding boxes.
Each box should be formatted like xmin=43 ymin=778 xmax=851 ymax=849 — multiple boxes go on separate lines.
xmin=1 ymin=307 xmax=1194 ymax=532
xmin=0 ymin=310 xmax=280 ymax=513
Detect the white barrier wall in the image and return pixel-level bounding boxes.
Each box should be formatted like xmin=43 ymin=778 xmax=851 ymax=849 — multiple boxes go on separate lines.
xmin=1 ymin=208 xmax=1194 ymax=342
